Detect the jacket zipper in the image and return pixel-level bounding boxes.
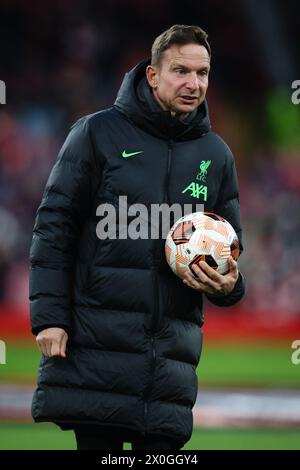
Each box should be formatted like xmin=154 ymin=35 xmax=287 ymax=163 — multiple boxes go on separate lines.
xmin=143 ymin=336 xmax=156 ymax=435
xmin=143 ymin=141 xmax=173 ymax=434
xmin=143 ymin=272 xmax=158 ymax=435
xmin=164 ymin=140 xmax=174 ymax=204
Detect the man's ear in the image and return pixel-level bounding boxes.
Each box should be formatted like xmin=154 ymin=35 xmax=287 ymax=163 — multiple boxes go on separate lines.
xmin=146 ymin=65 xmax=158 ymax=89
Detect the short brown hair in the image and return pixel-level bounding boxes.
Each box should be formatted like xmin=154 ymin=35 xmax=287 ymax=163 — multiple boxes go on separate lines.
xmin=151 ymin=24 xmax=211 ymax=66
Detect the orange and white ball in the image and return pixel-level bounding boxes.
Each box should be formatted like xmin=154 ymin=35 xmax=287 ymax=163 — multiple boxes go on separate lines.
xmin=165 ymin=212 xmax=240 ymax=279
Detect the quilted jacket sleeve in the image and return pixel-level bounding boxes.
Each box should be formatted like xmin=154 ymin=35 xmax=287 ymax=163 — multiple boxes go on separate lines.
xmin=206 ymin=144 xmax=245 ymax=307
xmin=29 ymin=117 xmax=102 ymax=334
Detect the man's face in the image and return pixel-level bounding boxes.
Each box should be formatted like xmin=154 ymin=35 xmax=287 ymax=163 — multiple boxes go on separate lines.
xmin=146 ymin=43 xmax=210 ymax=120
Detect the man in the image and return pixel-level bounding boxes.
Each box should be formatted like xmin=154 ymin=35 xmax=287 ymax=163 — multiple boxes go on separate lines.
xmin=29 ymin=24 xmax=245 ymax=450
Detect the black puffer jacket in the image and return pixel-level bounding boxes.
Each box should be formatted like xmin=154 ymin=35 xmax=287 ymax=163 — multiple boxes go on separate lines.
xmin=29 ymin=59 xmax=245 ymax=445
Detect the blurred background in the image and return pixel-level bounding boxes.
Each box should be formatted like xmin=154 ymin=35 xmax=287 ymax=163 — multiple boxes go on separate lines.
xmin=0 ymin=0 xmax=299 ymax=450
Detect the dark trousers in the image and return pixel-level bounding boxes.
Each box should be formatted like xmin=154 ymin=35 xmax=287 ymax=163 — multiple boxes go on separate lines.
xmin=74 ymin=426 xmax=182 ymax=451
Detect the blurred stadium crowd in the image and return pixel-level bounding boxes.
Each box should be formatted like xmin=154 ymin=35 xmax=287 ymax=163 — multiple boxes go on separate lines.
xmin=0 ymin=0 xmax=299 ymax=321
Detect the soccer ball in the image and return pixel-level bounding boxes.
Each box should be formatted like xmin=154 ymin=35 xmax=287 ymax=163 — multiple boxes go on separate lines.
xmin=165 ymin=212 xmax=240 ymax=278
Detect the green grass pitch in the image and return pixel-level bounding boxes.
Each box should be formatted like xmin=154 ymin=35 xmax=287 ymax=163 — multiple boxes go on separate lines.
xmin=0 ymin=423 xmax=299 ymax=450
xmin=1 ymin=341 xmax=299 ymax=450
xmin=1 ymin=340 xmax=299 ymax=388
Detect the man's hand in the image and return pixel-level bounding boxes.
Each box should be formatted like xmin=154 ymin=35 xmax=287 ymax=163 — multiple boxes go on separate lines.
xmin=36 ymin=327 xmax=68 ymax=358
xmin=182 ymin=256 xmax=239 ymax=296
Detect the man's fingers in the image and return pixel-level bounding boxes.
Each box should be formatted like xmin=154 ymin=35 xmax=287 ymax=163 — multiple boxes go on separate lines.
xmin=228 ymin=256 xmax=238 ymax=272
xmin=189 ymin=264 xmax=208 ymax=282
xmin=60 ymin=333 xmax=68 ymax=358
xmin=191 ymin=264 xmax=219 ymax=289
xmin=36 ymin=339 xmax=47 ymax=357
xmin=50 ymin=341 xmax=61 ymax=357
xmin=198 ymin=261 xmax=221 ymax=282
xmin=38 ymin=339 xmax=51 ymax=357
xmin=184 ymin=279 xmax=204 ymax=291
xmin=182 ymin=267 xmax=216 ymax=293
xmin=36 ymin=335 xmax=50 ymax=357
xmin=36 ymin=328 xmax=68 ymax=358
xmin=182 ymin=258 xmax=239 ymax=296
xmin=45 ymin=339 xmax=53 ymax=357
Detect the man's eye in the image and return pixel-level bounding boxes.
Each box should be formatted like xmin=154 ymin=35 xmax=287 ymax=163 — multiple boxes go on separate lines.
xmin=175 ymin=69 xmax=185 ymax=75
xmin=198 ymin=70 xmax=208 ymax=77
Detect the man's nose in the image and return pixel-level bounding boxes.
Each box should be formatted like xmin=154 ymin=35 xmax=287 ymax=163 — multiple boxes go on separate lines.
xmin=186 ymin=72 xmax=199 ymax=90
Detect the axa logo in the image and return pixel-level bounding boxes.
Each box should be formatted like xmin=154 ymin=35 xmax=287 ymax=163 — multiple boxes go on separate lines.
xmin=0 ymin=80 xmax=6 ymax=104
xmin=181 ymin=160 xmax=211 ymax=201
xmin=182 ymin=182 xmax=208 ymax=201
